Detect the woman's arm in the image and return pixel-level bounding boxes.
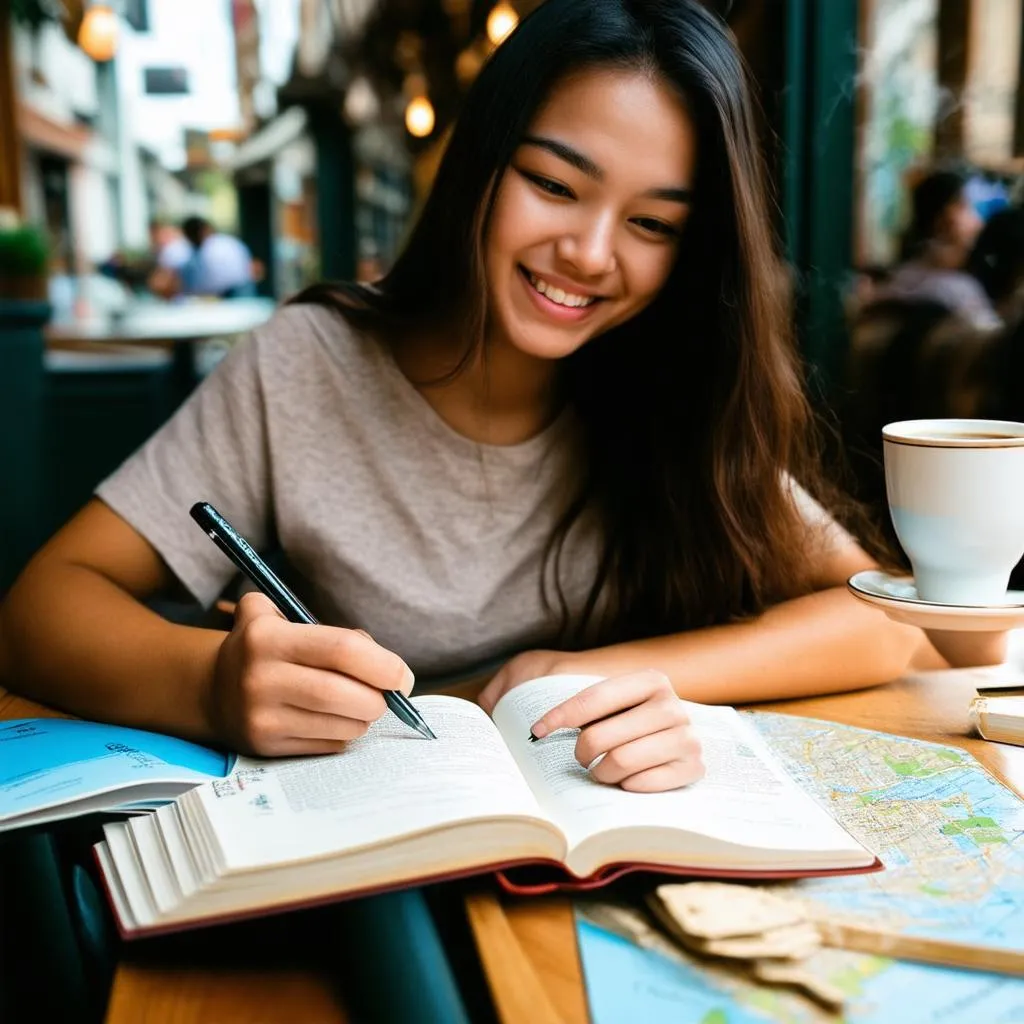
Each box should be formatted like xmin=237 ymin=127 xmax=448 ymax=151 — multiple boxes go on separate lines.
xmin=0 ymin=500 xmax=413 ymax=754
xmin=0 ymin=500 xmax=223 ymax=741
xmin=481 ymin=540 xmax=1006 ymax=711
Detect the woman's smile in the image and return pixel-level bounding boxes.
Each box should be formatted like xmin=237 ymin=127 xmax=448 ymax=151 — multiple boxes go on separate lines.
xmin=518 ymin=265 xmax=605 ymax=323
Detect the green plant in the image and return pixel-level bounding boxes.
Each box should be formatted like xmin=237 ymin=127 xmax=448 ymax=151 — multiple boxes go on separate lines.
xmin=0 ymin=223 xmax=50 ymax=300
xmin=0 ymin=224 xmax=49 ymax=278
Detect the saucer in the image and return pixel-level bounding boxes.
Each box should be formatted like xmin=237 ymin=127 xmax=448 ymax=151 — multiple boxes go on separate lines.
xmin=847 ymin=570 xmax=1024 ymax=631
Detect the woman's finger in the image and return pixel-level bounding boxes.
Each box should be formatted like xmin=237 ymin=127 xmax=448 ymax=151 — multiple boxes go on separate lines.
xmin=256 ymin=735 xmax=351 ymax=757
xmin=278 ymin=624 xmax=414 ymax=695
xmin=243 ymin=705 xmax=375 ymax=756
xmin=272 ymin=664 xmax=389 ymax=722
xmin=574 ymin=699 xmax=690 ymax=768
xmin=589 ymin=726 xmax=700 ymax=785
xmin=619 ymin=758 xmax=706 ymax=793
xmin=531 ymin=670 xmax=671 ymax=738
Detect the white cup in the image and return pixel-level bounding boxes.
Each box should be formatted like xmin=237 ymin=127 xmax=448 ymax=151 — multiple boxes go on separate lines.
xmin=883 ymin=419 xmax=1024 ymax=605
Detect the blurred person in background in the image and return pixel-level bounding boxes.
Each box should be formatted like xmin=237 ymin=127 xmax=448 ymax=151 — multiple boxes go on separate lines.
xmin=177 ymin=216 xmax=257 ymax=299
xmin=966 ymin=207 xmax=1024 ymax=323
xmin=147 ymin=219 xmax=194 ymax=300
xmin=874 ymin=169 xmax=998 ymax=328
xmin=962 ymin=208 xmax=1024 ymax=428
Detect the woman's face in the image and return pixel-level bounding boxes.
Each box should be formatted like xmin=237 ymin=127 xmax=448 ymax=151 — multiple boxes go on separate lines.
xmin=484 ymin=67 xmax=697 ymax=362
xmin=939 ymin=192 xmax=983 ymax=254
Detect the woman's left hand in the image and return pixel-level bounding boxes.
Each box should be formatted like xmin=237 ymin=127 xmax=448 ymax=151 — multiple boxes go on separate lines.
xmin=481 ymin=658 xmax=704 ymax=793
xmin=478 ymin=649 xmax=565 ymax=713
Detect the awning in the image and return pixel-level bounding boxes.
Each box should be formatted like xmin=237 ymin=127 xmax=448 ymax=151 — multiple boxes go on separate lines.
xmin=226 ymin=106 xmax=308 ymax=172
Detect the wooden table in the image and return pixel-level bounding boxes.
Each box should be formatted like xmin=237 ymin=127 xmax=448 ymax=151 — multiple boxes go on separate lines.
xmin=3 ymin=665 xmax=1021 ymax=1023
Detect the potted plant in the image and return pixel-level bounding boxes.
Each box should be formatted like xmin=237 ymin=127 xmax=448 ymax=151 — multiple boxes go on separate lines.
xmin=0 ymin=211 xmax=51 ymax=592
xmin=0 ymin=217 xmax=50 ymax=301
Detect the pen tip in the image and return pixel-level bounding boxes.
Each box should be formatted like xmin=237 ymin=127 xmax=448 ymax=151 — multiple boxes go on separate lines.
xmin=528 ymin=733 xmax=538 ymax=742
xmin=421 ymin=723 xmax=438 ymax=740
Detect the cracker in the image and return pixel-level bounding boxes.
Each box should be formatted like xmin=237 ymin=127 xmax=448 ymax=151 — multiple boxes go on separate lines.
xmin=655 ymin=881 xmax=807 ymax=939
xmin=751 ymin=959 xmax=847 ymax=1010
xmin=685 ymin=922 xmax=821 ymax=961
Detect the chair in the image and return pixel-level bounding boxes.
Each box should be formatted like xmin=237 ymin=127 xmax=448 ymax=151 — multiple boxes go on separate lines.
xmin=39 ymin=346 xmax=178 ymax=546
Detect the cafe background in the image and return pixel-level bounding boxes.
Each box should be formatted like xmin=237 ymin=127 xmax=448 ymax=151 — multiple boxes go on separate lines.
xmin=0 ymin=0 xmax=1022 ymax=586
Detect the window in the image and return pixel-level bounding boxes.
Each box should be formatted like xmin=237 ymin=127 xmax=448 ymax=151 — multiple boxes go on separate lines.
xmin=124 ymin=0 xmax=150 ymax=32
xmin=143 ymin=68 xmax=190 ymax=96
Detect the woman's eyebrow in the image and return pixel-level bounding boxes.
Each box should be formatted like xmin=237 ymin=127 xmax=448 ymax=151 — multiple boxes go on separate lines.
xmin=519 ymin=135 xmax=692 ymax=203
xmin=644 ymin=186 xmax=693 ymax=204
xmin=521 ymin=135 xmax=603 ymax=179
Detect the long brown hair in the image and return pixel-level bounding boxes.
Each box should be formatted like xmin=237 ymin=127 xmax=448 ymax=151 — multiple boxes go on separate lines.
xmin=294 ymin=0 xmax=846 ymax=646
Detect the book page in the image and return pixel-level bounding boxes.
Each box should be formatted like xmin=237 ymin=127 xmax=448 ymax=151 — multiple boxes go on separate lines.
xmin=192 ymin=695 xmax=558 ymax=871
xmin=492 ymin=676 xmax=865 ymax=860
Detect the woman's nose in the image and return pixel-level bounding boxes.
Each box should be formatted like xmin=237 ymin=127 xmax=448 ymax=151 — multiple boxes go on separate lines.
xmin=556 ymin=215 xmax=617 ymax=278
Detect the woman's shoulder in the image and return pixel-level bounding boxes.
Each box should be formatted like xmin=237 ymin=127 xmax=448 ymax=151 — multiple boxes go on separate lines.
xmin=248 ymin=300 xmax=385 ymax=379
xmin=253 ymin=300 xmax=358 ymax=352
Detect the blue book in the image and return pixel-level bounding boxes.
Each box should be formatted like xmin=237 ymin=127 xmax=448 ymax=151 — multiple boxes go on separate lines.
xmin=0 ymin=718 xmax=234 ymax=832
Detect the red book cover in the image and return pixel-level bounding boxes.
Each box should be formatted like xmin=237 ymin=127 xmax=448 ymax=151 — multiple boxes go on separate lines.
xmin=93 ymin=847 xmax=882 ymax=940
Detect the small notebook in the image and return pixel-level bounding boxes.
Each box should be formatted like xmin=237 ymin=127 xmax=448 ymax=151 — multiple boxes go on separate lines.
xmin=970 ymin=694 xmax=1024 ymax=747
xmin=92 ymin=674 xmax=879 ymax=938
xmin=0 ymin=718 xmax=233 ymax=832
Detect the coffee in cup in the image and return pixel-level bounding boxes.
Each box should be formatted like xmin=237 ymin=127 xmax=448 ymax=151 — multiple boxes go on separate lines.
xmin=883 ymin=419 xmax=1024 ymax=605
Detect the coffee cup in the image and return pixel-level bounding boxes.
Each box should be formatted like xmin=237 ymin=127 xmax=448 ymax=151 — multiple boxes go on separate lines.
xmin=883 ymin=419 xmax=1024 ymax=605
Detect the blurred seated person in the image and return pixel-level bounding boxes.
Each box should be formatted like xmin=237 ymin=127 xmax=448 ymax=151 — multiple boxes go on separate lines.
xmin=873 ymin=169 xmax=998 ymax=329
xmin=968 ymin=213 xmax=1024 ymax=423
xmin=153 ymin=217 xmax=257 ymax=300
xmin=178 ymin=217 xmax=257 ymax=299
xmin=966 ymin=207 xmax=1024 ymax=324
xmin=146 ymin=220 xmax=193 ymax=300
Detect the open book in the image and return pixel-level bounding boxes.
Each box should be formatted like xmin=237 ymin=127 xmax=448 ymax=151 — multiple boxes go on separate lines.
xmin=94 ymin=675 xmax=879 ymax=938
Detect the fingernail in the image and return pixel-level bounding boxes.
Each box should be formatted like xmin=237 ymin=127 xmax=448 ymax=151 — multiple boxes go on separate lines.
xmin=530 ymin=721 xmax=549 ymax=740
xmin=402 ymin=666 xmax=415 ymax=690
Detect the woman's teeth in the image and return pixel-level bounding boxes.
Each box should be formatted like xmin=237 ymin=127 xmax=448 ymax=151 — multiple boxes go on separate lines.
xmin=526 ymin=271 xmax=597 ymax=308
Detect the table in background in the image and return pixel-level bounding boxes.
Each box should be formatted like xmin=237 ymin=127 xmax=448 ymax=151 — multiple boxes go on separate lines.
xmin=45 ymin=298 xmax=277 ymax=398
xmin=2 ymin=666 xmax=1021 ymax=1023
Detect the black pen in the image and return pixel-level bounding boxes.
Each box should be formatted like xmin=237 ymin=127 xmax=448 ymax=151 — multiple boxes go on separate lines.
xmin=190 ymin=502 xmax=436 ymax=741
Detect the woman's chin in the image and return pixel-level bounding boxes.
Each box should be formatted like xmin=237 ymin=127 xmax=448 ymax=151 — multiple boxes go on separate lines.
xmin=502 ymin=321 xmax=595 ymax=361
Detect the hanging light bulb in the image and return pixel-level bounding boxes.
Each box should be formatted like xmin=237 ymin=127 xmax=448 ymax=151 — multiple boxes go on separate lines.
xmin=486 ymin=2 xmax=518 ymax=45
xmin=405 ymin=95 xmax=435 ymax=138
xmin=78 ymin=3 xmax=119 ymax=63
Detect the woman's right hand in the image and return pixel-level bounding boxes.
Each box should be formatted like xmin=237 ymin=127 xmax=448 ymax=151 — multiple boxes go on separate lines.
xmin=208 ymin=592 xmax=414 ymax=755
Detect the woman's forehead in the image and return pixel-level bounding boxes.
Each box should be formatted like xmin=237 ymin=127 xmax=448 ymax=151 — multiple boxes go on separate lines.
xmin=524 ymin=68 xmax=697 ymax=186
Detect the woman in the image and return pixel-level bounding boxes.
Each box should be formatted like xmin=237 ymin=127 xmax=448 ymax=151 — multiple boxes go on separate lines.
xmin=0 ymin=0 xmax=1001 ymax=795
xmin=967 ymin=206 xmax=1024 ymax=322
xmin=877 ymin=169 xmax=998 ymax=329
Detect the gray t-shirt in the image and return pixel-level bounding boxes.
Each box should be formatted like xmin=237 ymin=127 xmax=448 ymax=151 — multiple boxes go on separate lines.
xmin=97 ymin=303 xmax=845 ymax=680
xmin=97 ymin=304 xmax=594 ymax=678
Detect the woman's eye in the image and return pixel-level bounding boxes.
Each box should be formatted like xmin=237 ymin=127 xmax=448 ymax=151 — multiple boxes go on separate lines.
xmin=633 ymin=217 xmax=680 ymax=239
xmin=519 ymin=170 xmax=574 ymax=199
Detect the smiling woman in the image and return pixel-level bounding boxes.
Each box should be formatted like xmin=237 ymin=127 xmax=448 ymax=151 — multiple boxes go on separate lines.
xmin=0 ymin=1 xmax=1004 ymax=804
